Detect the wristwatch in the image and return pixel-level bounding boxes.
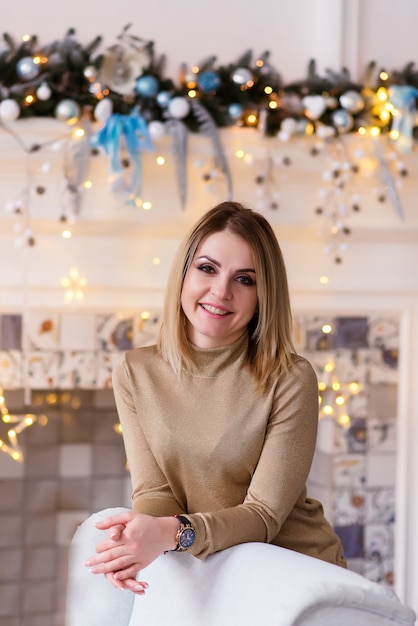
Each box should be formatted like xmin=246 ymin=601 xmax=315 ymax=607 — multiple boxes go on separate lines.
xmin=174 ymin=515 xmax=196 ymax=551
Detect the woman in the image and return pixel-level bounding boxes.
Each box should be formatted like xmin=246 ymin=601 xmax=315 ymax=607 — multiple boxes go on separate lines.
xmin=84 ymin=201 xmax=346 ymax=595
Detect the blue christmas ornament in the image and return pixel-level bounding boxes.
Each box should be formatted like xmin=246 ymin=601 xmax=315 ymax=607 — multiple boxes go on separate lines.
xmin=16 ymin=56 xmax=40 ymax=81
xmin=228 ymin=103 xmax=243 ymax=120
xmin=135 ymin=75 xmax=159 ymax=98
xmin=156 ymin=91 xmax=171 ymax=108
xmin=197 ymin=70 xmax=221 ymax=93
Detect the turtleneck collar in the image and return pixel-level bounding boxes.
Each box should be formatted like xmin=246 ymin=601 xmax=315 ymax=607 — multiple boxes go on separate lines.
xmin=186 ymin=331 xmax=249 ymax=378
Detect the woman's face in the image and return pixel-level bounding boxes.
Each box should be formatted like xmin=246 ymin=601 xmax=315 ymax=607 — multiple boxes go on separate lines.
xmin=181 ymin=229 xmax=258 ymax=348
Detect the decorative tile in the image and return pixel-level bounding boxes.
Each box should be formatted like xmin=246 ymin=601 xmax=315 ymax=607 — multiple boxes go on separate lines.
xmin=334 ymin=349 xmax=368 ymax=384
xmin=368 ymin=317 xmax=399 ymax=351
xmin=367 ymin=348 xmax=398 ymax=384
xmin=334 ymin=524 xmax=364 ymax=558
xmin=24 ymin=547 xmax=56 ymax=580
xmin=0 ymin=583 xmax=20 ymax=618
xmin=96 ymin=351 xmax=122 ymax=389
xmin=27 ymin=352 xmax=59 ymax=388
xmin=123 ymin=476 xmax=133 ymax=508
xmin=345 ymin=418 xmax=367 ymax=454
xmin=56 ymin=511 xmax=90 ymax=546
xmin=347 ymin=390 xmax=368 ymax=419
xmin=25 ymin=514 xmax=57 ymax=546
xmin=22 ymin=581 xmax=55 ymax=613
xmin=27 ymin=313 xmax=59 ymax=351
xmin=59 ymin=444 xmax=92 ymax=477
xmin=59 ymin=313 xmax=97 ymax=351
xmin=0 ymin=516 xmax=23 ymax=548
xmin=333 ymin=488 xmax=366 ymax=525
xmin=368 ymin=385 xmax=397 ymax=419
xmin=366 ymin=453 xmax=396 ymax=488
xmin=365 ymin=487 xmax=395 ymax=525
xmin=333 ymin=454 xmax=367 ymax=489
xmin=0 ymin=447 xmax=25 ymax=479
xmin=304 ymin=318 xmax=337 ymax=351
xmin=0 ymin=482 xmax=24 ymax=512
xmin=308 ymin=449 xmax=333 ymax=488
xmin=133 ymin=311 xmax=162 ymax=347
xmin=0 ymin=315 xmax=22 ymax=350
xmin=92 ymin=411 xmax=120 ymax=444
xmin=363 ymin=557 xmax=394 ymax=587
xmin=92 ymin=478 xmax=125 ymax=510
xmin=364 ymin=523 xmax=394 ymax=560
xmin=25 ymin=445 xmax=59 ymax=478
xmin=26 ymin=480 xmax=58 ymax=512
xmin=315 ymin=416 xmax=343 ymax=454
xmin=0 ymin=350 xmax=23 ymax=388
xmin=58 ymin=478 xmax=92 ymax=510
xmin=334 ymin=317 xmax=369 ymax=348
xmin=92 ymin=444 xmax=126 ymax=476
xmin=58 ymin=351 xmax=97 ymax=388
xmin=96 ymin=315 xmax=133 ymax=351
xmin=0 ymin=549 xmax=22 ymax=581
xmin=368 ymin=417 xmax=396 ymax=453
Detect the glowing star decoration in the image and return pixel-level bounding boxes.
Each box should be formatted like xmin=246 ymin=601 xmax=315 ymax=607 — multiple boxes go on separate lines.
xmin=61 ymin=267 xmax=87 ymax=301
xmin=0 ymin=388 xmax=47 ymax=462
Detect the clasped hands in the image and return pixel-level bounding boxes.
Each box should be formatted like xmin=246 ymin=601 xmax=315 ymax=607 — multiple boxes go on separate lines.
xmin=84 ymin=511 xmax=179 ymax=595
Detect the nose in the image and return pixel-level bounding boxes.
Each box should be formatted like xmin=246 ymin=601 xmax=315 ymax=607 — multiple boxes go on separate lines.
xmin=210 ymin=276 xmax=232 ymax=300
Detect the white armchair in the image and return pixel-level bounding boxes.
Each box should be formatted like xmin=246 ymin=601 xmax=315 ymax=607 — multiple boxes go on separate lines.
xmin=66 ymin=508 xmax=416 ymax=626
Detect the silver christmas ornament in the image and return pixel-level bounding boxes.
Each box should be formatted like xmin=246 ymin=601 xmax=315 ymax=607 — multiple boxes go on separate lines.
xmin=339 ymin=90 xmax=365 ymax=114
xmin=231 ymin=67 xmax=253 ymax=86
xmin=55 ymin=99 xmax=81 ymax=123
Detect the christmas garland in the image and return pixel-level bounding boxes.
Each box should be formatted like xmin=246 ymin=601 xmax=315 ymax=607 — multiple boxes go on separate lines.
xmin=0 ymin=24 xmax=413 ymax=254
xmin=0 ymin=23 xmax=417 ymax=146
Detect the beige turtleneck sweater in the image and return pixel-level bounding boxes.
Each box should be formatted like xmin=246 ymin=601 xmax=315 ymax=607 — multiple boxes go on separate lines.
xmin=112 ymin=333 xmax=346 ymax=568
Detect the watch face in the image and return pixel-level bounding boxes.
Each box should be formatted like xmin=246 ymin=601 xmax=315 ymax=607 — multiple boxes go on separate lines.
xmin=180 ymin=527 xmax=196 ymax=549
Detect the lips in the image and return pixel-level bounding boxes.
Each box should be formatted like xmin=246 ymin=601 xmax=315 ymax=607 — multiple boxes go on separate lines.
xmin=200 ymin=303 xmax=231 ymax=316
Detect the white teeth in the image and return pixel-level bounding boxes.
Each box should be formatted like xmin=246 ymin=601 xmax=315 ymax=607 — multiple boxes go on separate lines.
xmin=201 ymin=304 xmax=228 ymax=315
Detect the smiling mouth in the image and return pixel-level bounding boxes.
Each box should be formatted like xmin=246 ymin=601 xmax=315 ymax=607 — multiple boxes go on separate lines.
xmin=200 ymin=304 xmax=231 ymax=316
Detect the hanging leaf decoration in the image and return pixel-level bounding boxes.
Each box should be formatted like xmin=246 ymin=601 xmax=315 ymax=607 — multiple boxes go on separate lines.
xmin=166 ymin=118 xmax=188 ymax=208
xmin=62 ymin=119 xmax=93 ymax=216
xmin=190 ymin=99 xmax=233 ymax=200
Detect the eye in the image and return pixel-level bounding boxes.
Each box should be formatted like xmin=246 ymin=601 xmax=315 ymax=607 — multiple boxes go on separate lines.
xmin=235 ymin=275 xmax=256 ymax=287
xmin=197 ymin=263 xmax=216 ymax=274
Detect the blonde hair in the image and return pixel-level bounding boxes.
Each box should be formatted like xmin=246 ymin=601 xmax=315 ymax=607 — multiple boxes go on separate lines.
xmin=157 ymin=201 xmax=296 ymax=393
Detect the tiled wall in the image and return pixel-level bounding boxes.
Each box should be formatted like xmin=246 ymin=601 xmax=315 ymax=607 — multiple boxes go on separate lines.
xmin=0 ymin=389 xmax=130 ymax=626
xmin=296 ymin=314 xmax=398 ymax=587
xmin=0 ymin=312 xmax=399 ymax=624
xmin=0 ymin=312 xmax=162 ymax=390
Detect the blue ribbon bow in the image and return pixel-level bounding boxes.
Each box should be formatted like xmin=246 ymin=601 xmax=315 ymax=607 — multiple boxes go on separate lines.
xmin=91 ymin=110 xmax=153 ymax=205
xmin=388 ymin=85 xmax=418 ymax=152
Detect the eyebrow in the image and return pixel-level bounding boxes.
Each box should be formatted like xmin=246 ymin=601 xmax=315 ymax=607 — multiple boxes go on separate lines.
xmin=196 ymin=255 xmax=256 ymax=274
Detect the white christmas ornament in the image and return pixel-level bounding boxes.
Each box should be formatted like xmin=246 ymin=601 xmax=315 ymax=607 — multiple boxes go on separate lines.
xmin=94 ymin=98 xmax=113 ymax=123
xmin=302 ymin=95 xmax=327 ymax=120
xmin=168 ymin=97 xmax=190 ymax=119
xmin=148 ymin=120 xmax=166 ymax=139
xmin=0 ymin=99 xmax=20 ymax=122
xmin=36 ymin=82 xmax=52 ymax=101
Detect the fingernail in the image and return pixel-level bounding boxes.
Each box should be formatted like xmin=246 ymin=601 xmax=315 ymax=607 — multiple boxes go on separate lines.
xmin=84 ymin=560 xmax=92 ymax=567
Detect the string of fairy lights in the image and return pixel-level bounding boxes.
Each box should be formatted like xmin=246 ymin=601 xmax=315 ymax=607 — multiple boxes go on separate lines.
xmin=0 ymin=28 xmax=412 ymax=459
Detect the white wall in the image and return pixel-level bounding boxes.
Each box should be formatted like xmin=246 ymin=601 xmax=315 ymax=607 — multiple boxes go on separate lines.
xmin=4 ymin=0 xmax=418 ymax=82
